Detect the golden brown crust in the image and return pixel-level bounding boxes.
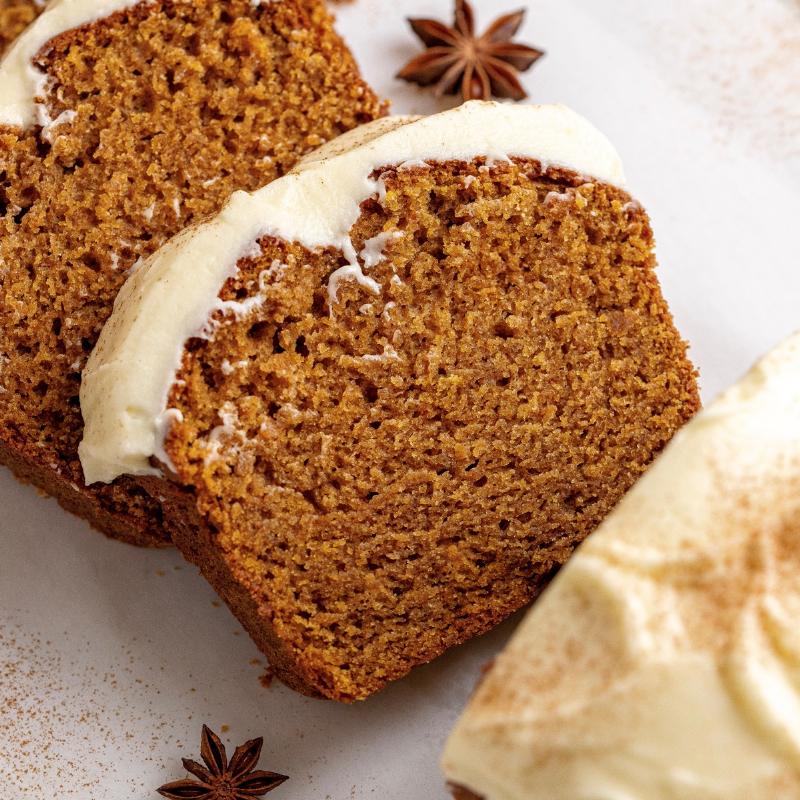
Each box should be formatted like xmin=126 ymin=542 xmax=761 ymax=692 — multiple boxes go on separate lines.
xmin=0 ymin=0 xmax=385 ymax=546
xmin=162 ymin=159 xmax=700 ymax=699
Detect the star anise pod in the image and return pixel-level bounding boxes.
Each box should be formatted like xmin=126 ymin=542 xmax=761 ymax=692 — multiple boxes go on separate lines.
xmin=157 ymin=725 xmax=288 ymax=800
xmin=397 ymin=0 xmax=544 ymax=103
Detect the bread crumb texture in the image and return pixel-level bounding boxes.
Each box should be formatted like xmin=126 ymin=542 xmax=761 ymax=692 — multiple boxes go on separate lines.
xmin=0 ymin=0 xmax=41 ymax=56
xmin=0 ymin=0 xmax=385 ymax=545
xmin=164 ymin=159 xmax=700 ymax=700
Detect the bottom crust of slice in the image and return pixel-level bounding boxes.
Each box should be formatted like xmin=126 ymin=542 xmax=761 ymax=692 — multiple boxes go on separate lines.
xmin=147 ymin=476 xmax=328 ymax=697
xmin=449 ymin=785 xmax=484 ymax=800
xmin=0 ymin=436 xmax=171 ymax=547
xmin=151 ymin=470 xmax=528 ymax=700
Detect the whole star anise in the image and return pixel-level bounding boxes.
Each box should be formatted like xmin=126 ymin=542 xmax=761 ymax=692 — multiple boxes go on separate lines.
xmin=397 ymin=0 xmax=544 ymax=103
xmin=157 ymin=725 xmax=288 ymax=799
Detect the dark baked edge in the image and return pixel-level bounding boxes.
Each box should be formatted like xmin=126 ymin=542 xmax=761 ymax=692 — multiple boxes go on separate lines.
xmin=449 ymin=784 xmax=484 ymax=800
xmin=0 ymin=434 xmax=170 ymax=547
xmin=146 ymin=476 xmax=329 ymax=697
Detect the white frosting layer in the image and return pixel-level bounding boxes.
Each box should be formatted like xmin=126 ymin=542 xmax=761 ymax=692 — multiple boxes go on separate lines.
xmin=443 ymin=332 xmax=800 ymax=800
xmin=78 ymin=101 xmax=625 ymax=484
xmin=0 ymin=0 xmax=145 ymax=128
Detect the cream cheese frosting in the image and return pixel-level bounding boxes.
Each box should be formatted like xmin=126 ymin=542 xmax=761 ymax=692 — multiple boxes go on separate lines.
xmin=442 ymin=331 xmax=800 ymax=800
xmin=78 ymin=101 xmax=625 ymax=485
xmin=0 ymin=0 xmax=147 ymax=128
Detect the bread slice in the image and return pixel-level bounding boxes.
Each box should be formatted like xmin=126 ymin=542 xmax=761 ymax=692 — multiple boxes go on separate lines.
xmin=80 ymin=103 xmax=700 ymax=698
xmin=0 ymin=0 xmax=385 ymax=545
xmin=0 ymin=0 xmax=42 ymax=56
xmin=442 ymin=331 xmax=800 ymax=800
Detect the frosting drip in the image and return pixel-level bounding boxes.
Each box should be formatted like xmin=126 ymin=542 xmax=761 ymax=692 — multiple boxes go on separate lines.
xmin=442 ymin=332 xmax=800 ymax=800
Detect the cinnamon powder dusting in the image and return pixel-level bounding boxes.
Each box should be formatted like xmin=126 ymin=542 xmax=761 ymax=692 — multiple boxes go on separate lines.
xmin=637 ymin=0 xmax=800 ymax=159
xmin=0 ymin=622 xmax=192 ymax=796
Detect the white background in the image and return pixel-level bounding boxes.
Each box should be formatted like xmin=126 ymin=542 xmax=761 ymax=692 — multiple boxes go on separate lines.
xmin=1 ymin=0 xmax=798 ymax=797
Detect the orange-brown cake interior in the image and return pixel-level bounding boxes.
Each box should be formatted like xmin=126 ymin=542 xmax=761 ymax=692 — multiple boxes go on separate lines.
xmin=162 ymin=159 xmax=700 ymax=699
xmin=0 ymin=0 xmax=385 ymax=545
xmin=0 ymin=0 xmax=344 ymax=57
xmin=0 ymin=0 xmax=41 ymax=56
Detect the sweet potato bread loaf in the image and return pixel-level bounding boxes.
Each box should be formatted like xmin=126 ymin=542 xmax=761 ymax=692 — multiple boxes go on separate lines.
xmin=442 ymin=332 xmax=800 ymax=800
xmin=80 ymin=103 xmax=700 ymax=699
xmin=0 ymin=0 xmax=385 ymax=545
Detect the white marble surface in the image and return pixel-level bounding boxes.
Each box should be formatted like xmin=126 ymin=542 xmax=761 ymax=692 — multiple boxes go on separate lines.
xmin=1 ymin=0 xmax=798 ymax=797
